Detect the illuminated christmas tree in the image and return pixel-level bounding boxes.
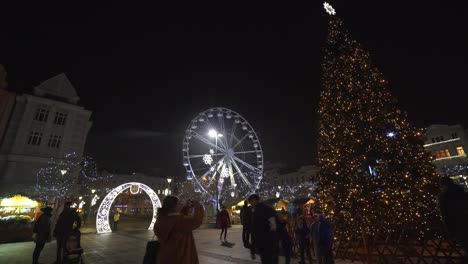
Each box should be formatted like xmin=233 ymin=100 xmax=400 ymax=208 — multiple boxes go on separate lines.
xmin=318 ymin=3 xmax=439 ymax=238
xmin=33 ymin=153 xmax=112 ymax=202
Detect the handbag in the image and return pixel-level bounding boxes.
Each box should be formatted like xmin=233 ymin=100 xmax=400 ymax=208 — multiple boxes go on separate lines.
xmin=143 ymin=235 xmax=160 ymax=264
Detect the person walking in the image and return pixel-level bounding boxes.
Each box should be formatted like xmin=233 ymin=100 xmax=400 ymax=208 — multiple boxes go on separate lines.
xmin=219 ymin=206 xmax=230 ymax=243
xmin=438 ymin=176 xmax=468 ymax=258
xmin=54 ymin=202 xmax=81 ymax=264
xmin=310 ymin=214 xmax=320 ymax=263
xmin=32 ymin=206 xmax=53 ymax=264
xmin=154 ymin=196 xmax=204 ymax=264
xmin=317 ymin=214 xmax=334 ymax=264
xmin=240 ymin=200 xmax=252 ymax=248
xmin=248 ymin=194 xmax=279 ymax=264
xmin=295 ymin=216 xmax=313 ymax=264
xmin=113 ymin=210 xmax=120 ymax=231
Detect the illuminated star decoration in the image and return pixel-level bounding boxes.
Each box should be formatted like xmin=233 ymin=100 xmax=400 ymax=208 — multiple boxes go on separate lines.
xmin=221 ymin=166 xmax=230 ymax=178
xmin=323 ymin=2 xmax=336 ymax=15
xmin=203 ymin=154 xmax=213 ymax=165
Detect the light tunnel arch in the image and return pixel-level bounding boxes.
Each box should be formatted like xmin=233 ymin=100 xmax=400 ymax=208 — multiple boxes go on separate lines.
xmin=96 ymin=182 xmax=162 ymax=234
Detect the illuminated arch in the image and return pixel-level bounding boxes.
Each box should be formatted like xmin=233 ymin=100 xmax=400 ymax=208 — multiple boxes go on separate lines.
xmin=96 ymin=182 xmax=162 ymax=233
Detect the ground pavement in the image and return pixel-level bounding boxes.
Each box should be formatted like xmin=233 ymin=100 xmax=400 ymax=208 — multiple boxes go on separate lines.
xmin=0 ymin=225 xmax=354 ymax=264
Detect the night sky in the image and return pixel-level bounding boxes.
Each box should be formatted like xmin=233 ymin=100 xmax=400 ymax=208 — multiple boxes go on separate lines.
xmin=1 ymin=2 xmax=467 ymax=176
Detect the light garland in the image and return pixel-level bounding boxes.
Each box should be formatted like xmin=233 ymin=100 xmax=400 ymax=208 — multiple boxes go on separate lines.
xmin=96 ymin=182 xmax=161 ymax=234
xmin=32 ymin=152 xmax=114 ymax=202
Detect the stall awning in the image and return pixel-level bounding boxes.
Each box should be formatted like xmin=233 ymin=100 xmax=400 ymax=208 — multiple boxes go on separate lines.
xmin=1 ymin=195 xmax=39 ymax=207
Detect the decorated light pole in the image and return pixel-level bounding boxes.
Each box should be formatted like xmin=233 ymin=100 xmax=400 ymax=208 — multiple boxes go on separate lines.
xmin=209 ymin=129 xmax=223 ymax=211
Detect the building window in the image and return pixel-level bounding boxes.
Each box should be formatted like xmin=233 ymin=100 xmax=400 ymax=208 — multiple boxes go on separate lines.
xmin=47 ymin=134 xmax=62 ymax=148
xmin=457 ymin=147 xmax=465 ymax=156
xmin=27 ymin=131 xmax=43 ymax=145
xmin=54 ymin=112 xmax=67 ymax=125
xmin=34 ymin=108 xmax=49 ymax=122
xmin=452 ymin=133 xmax=458 ymax=139
xmin=431 ymin=138 xmax=435 ymax=143
xmin=435 ymin=149 xmax=451 ymax=159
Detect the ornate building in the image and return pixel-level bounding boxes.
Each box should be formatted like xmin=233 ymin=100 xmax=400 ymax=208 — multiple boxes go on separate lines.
xmin=424 ymin=124 xmax=468 ymax=186
xmin=0 ymin=73 xmax=92 ymax=195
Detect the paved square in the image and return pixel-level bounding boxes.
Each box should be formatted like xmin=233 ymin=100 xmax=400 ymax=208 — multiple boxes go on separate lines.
xmin=0 ymin=225 xmax=352 ymax=263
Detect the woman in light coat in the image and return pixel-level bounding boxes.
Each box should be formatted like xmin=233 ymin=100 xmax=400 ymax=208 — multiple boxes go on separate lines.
xmin=154 ymin=196 xmax=204 ymax=264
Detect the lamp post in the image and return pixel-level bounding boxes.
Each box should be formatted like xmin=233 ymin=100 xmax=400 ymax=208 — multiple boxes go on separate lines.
xmin=167 ymin=178 xmax=172 ymax=195
xmin=87 ymin=189 xmax=96 ymax=223
xmin=209 ymin=129 xmax=223 ymax=211
xmin=276 ymin=185 xmax=281 ymax=198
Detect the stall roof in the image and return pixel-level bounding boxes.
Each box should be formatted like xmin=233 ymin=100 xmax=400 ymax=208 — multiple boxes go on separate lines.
xmin=0 ymin=195 xmax=39 ymax=207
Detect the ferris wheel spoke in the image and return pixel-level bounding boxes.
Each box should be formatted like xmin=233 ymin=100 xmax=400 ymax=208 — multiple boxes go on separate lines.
xmin=217 ymin=136 xmax=229 ymax=152
xmin=192 ymin=131 xmax=225 ymax=152
xmin=228 ymin=161 xmax=236 ymax=187
xmin=217 ymin=114 xmax=230 ymax=149
xmin=231 ymin=134 xmax=249 ymax=150
xmin=230 ymin=158 xmax=254 ymax=190
xmin=202 ymin=112 xmax=226 ymax=148
xmin=233 ymin=150 xmax=257 ymax=155
xmin=232 ymin=155 xmax=261 ymax=174
xmin=228 ymin=122 xmax=238 ymax=147
xmin=188 ymin=153 xmax=224 ymax=159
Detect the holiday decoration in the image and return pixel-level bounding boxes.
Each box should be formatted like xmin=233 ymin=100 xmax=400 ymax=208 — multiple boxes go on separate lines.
xmin=317 ymin=3 xmax=440 ymax=241
xmin=33 ymin=153 xmax=113 ymax=202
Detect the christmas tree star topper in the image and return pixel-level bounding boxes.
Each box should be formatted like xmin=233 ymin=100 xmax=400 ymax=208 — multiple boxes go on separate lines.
xmin=323 ymin=2 xmax=336 ymax=15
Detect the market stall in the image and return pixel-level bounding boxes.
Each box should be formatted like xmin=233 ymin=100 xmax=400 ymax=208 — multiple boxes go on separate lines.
xmin=0 ymin=195 xmax=40 ymax=219
xmin=0 ymin=195 xmax=41 ymax=243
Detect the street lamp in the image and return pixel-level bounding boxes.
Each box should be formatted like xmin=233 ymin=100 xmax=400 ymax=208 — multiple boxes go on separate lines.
xmin=166 ymin=178 xmax=172 ymax=195
xmin=88 ymin=189 xmax=97 ymax=223
xmin=209 ymin=129 xmax=223 ymax=211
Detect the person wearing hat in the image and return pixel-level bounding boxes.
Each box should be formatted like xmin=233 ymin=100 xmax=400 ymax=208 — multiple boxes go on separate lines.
xmin=32 ymin=206 xmax=53 ymax=264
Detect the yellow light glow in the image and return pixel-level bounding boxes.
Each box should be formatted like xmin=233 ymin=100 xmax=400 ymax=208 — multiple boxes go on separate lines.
xmin=1 ymin=195 xmax=39 ymax=207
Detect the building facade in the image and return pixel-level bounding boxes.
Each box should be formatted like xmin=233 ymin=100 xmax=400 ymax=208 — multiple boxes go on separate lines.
xmin=0 ymin=73 xmax=92 ymax=195
xmin=261 ymin=162 xmax=320 ymax=189
xmin=424 ymin=124 xmax=468 ymax=186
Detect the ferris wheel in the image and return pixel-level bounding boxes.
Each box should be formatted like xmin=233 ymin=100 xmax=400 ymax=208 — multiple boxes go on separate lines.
xmin=182 ymin=107 xmax=263 ymax=200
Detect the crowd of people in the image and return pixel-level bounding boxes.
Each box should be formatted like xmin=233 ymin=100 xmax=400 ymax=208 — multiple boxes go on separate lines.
xmin=239 ymin=194 xmax=334 ymax=264
xmin=32 ymin=201 xmax=82 ymax=264
xmin=29 ymin=176 xmax=467 ymax=264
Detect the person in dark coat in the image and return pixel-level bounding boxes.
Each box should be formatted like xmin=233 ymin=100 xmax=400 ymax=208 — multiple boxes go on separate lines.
xmin=438 ymin=176 xmax=468 ymax=257
xmin=295 ymin=216 xmax=312 ymax=264
xmin=32 ymin=206 xmax=53 ymax=264
xmin=317 ymin=214 xmax=333 ymax=264
xmin=54 ymin=201 xmax=81 ymax=264
xmin=240 ymin=200 xmax=252 ymax=248
xmin=219 ymin=206 xmax=230 ymax=242
xmin=248 ymin=194 xmax=279 ymax=264
xmin=277 ymin=215 xmax=292 ymax=264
